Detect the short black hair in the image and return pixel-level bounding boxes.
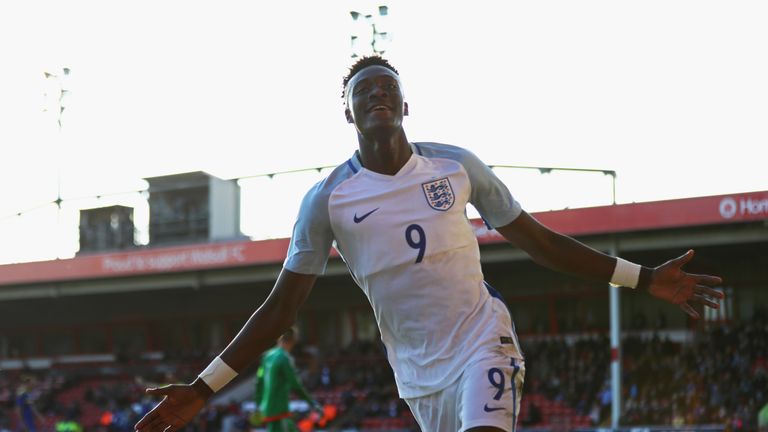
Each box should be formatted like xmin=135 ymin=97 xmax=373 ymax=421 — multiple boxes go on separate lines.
xmin=342 ymin=55 xmax=399 ymax=100
xmin=279 ymin=326 xmax=298 ymax=343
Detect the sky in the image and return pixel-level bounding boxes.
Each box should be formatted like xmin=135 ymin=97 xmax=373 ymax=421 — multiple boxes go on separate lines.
xmin=0 ymin=0 xmax=766 ymax=264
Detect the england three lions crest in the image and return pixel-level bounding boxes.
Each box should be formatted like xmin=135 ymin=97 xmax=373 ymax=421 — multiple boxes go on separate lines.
xmin=422 ymin=177 xmax=455 ymax=211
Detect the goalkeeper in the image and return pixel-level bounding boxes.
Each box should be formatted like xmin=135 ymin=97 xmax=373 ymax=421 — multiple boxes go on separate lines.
xmin=252 ymin=327 xmax=321 ymax=432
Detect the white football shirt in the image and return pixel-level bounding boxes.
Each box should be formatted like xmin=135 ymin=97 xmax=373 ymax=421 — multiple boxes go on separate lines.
xmin=284 ymin=142 xmax=524 ymax=398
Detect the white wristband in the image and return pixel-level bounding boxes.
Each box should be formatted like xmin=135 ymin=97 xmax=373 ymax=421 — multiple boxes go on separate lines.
xmin=198 ymin=356 xmax=237 ymax=392
xmin=611 ymin=257 xmax=641 ymax=289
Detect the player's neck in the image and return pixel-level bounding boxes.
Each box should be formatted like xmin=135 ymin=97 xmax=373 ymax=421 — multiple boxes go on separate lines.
xmin=357 ymin=130 xmax=411 ymax=176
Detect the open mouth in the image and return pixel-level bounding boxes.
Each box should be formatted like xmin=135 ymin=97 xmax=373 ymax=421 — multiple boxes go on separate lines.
xmin=368 ymin=105 xmax=391 ymax=112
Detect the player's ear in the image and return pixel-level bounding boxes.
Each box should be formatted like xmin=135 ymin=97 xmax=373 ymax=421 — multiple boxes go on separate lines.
xmin=345 ymin=107 xmax=354 ymax=124
xmin=404 ymin=102 xmax=409 ymax=117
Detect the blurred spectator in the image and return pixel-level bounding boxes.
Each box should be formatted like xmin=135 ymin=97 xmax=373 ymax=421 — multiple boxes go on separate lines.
xmin=15 ymin=376 xmax=45 ymax=432
xmin=54 ymin=412 xmax=83 ymax=432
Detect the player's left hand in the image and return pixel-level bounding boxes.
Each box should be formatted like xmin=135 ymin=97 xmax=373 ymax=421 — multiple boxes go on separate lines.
xmin=646 ymin=249 xmax=724 ymax=319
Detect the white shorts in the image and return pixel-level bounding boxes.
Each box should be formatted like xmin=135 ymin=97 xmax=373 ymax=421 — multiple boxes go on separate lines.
xmin=405 ymin=347 xmax=525 ymax=432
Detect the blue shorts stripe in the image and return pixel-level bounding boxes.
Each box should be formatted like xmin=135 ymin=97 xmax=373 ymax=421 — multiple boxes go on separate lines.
xmin=483 ymin=281 xmax=506 ymax=303
xmin=511 ymin=358 xmax=520 ymax=432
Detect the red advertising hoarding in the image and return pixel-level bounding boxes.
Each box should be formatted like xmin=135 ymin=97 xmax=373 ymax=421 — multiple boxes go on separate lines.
xmin=1 ymin=191 xmax=765 ymax=286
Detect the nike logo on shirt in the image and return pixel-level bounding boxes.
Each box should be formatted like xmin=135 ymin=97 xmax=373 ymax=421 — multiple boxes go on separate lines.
xmin=483 ymin=404 xmax=506 ymax=412
xmin=353 ymin=208 xmax=379 ymax=223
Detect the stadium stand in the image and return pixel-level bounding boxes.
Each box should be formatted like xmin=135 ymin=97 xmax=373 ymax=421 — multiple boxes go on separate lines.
xmin=0 ymin=309 xmax=765 ymax=430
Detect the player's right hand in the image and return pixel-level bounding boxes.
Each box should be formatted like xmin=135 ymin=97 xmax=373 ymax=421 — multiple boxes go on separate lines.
xmin=134 ymin=383 xmax=208 ymax=432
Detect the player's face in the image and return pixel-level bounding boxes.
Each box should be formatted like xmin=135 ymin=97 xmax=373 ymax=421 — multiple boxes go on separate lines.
xmin=345 ymin=66 xmax=408 ymax=135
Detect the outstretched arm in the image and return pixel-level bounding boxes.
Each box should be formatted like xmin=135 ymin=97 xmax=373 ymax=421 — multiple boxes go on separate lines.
xmin=496 ymin=211 xmax=724 ymax=318
xmin=135 ymin=269 xmax=317 ymax=432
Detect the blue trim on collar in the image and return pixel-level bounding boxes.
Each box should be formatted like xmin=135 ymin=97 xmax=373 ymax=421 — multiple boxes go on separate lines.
xmin=346 ymin=158 xmax=359 ymax=174
xmin=412 ymin=142 xmax=423 ymax=155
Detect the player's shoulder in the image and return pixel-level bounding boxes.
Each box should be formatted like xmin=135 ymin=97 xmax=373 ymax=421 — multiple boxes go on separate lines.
xmin=301 ymin=157 xmax=359 ymax=204
xmin=412 ymin=142 xmax=484 ymax=165
xmin=272 ymin=348 xmax=292 ymax=364
xmin=413 ymin=141 xmax=467 ymax=155
xmin=264 ymin=347 xmax=287 ymax=363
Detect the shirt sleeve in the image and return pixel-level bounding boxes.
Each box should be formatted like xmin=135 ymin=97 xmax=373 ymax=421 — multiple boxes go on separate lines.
xmin=459 ymin=148 xmax=522 ymax=228
xmin=283 ymin=181 xmax=335 ymax=275
xmin=278 ymin=355 xmax=314 ymax=403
